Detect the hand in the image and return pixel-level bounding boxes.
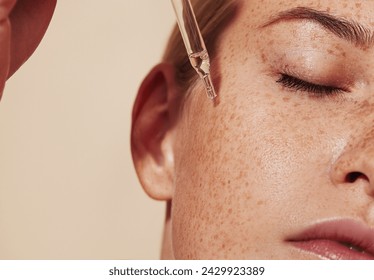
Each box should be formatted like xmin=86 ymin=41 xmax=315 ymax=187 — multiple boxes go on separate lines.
xmin=0 ymin=0 xmax=56 ymax=99
xmin=0 ymin=0 xmax=15 ymax=98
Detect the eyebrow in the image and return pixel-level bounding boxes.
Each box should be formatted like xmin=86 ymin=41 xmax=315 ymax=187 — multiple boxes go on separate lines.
xmin=261 ymin=7 xmax=374 ymax=49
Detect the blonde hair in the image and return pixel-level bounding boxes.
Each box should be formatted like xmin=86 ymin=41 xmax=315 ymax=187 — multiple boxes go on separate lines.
xmin=163 ymin=0 xmax=240 ymax=95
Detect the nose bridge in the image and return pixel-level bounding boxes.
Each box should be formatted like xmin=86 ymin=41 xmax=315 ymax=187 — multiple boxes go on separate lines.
xmin=343 ymin=98 xmax=374 ymax=153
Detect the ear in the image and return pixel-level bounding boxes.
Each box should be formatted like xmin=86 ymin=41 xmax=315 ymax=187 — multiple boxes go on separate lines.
xmin=8 ymin=0 xmax=57 ymax=78
xmin=131 ymin=63 xmax=180 ymax=201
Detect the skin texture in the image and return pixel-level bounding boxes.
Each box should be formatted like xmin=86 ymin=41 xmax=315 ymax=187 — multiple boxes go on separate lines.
xmin=132 ymin=0 xmax=374 ymax=259
xmin=0 ymin=0 xmax=56 ymax=99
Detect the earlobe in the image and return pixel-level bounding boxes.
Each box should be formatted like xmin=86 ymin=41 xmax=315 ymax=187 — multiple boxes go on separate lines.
xmin=131 ymin=63 xmax=179 ymax=201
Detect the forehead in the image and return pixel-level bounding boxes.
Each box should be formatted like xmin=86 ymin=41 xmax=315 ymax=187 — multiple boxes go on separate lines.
xmin=213 ymin=0 xmax=374 ymax=67
xmin=235 ymin=0 xmax=374 ymax=29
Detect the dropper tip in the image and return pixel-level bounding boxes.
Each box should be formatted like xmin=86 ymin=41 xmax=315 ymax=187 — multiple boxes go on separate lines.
xmin=206 ymin=87 xmax=217 ymax=100
xmin=203 ymin=75 xmax=217 ymax=100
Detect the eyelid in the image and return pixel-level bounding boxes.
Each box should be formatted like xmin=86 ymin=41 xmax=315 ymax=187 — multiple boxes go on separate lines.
xmin=267 ymin=47 xmax=356 ymax=88
xmin=276 ymin=73 xmax=349 ymax=98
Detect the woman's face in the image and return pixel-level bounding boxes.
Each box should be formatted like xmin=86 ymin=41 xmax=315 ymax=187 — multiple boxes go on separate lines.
xmin=171 ymin=0 xmax=374 ymax=259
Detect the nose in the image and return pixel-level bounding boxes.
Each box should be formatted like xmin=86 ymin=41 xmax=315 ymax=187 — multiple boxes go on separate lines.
xmin=331 ymin=137 xmax=374 ymax=197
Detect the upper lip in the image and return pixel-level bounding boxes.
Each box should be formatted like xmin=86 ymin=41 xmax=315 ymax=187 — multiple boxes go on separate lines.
xmin=287 ymin=219 xmax=374 ymax=257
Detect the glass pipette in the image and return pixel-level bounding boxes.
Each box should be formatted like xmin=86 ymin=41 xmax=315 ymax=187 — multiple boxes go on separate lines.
xmin=171 ymin=0 xmax=217 ymax=99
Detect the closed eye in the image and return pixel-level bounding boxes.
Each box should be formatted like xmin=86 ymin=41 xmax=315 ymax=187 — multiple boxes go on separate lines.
xmin=276 ymin=74 xmax=347 ymax=97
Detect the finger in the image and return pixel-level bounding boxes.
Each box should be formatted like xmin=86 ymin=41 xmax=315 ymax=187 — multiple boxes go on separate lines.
xmin=0 ymin=0 xmax=15 ymax=98
xmin=8 ymin=0 xmax=56 ymax=78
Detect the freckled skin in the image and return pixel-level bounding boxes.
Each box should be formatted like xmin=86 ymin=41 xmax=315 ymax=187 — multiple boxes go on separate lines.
xmin=168 ymin=0 xmax=374 ymax=259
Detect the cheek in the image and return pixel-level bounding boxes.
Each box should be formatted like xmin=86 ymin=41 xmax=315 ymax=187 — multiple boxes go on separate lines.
xmin=172 ymin=93 xmax=257 ymax=259
xmin=170 ymin=68 xmax=345 ymax=259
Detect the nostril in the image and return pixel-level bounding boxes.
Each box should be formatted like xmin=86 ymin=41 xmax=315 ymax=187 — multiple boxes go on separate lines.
xmin=345 ymin=172 xmax=368 ymax=183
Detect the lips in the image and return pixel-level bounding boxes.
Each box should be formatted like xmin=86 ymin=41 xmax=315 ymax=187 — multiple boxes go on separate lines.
xmin=287 ymin=219 xmax=374 ymax=260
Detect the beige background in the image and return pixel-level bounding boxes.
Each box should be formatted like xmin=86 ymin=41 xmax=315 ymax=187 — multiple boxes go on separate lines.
xmin=0 ymin=0 xmax=174 ymax=259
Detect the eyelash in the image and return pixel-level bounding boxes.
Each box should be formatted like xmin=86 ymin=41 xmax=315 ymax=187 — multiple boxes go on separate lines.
xmin=276 ymin=74 xmax=346 ymax=98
